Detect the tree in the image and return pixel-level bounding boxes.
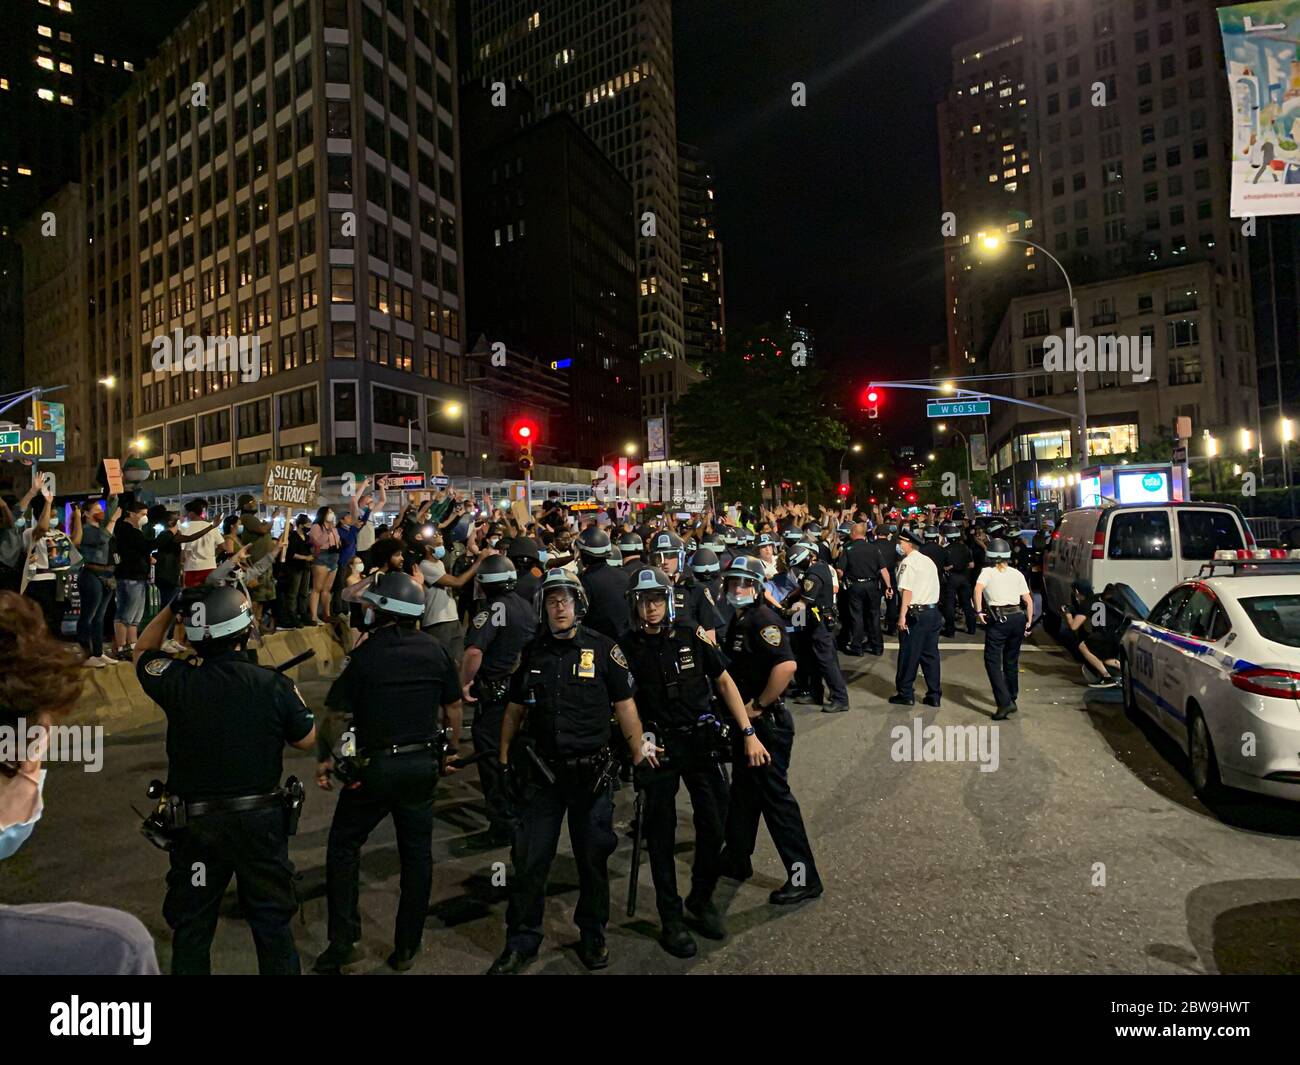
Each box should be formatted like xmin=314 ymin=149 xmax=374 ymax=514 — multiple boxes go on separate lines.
xmin=674 ymin=323 xmax=848 ymax=507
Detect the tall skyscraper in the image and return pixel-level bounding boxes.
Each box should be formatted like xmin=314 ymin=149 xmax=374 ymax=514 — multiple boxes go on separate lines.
xmin=56 ymin=0 xmax=469 ymax=485
xmin=460 ymin=0 xmax=684 ymax=367
xmin=678 ymin=141 xmax=723 ymax=362
xmin=460 ymin=79 xmax=639 ymax=468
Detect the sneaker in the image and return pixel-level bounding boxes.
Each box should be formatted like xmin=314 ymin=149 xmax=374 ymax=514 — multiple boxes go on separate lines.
xmin=82 ymin=655 xmax=108 ymax=669
xmin=161 ymin=639 xmax=186 ymax=654
xmin=1087 ymin=678 xmax=1119 ymax=689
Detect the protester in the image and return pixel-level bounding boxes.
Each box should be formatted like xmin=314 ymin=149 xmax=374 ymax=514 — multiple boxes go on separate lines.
xmin=236 ymin=494 xmax=278 ymax=629
xmin=308 ymin=505 xmax=342 ymax=625
xmin=0 ymin=590 xmax=160 ymax=974
xmin=179 ymin=498 xmax=223 ymax=588
xmin=112 ymin=500 xmax=156 ymax=661
xmin=71 ymin=497 xmax=119 ymax=668
xmin=0 ymin=475 xmax=43 ymax=593
xmin=20 ymin=486 xmax=72 ymax=636
xmin=281 ymin=513 xmax=314 ymax=627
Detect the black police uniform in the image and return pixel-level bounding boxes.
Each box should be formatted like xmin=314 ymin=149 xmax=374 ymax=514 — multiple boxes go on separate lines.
xmin=515 ymin=567 xmax=543 ymax=606
xmin=673 ymin=572 xmax=724 ymax=634
xmin=464 ymin=591 xmax=536 ymax=834
xmin=619 ymin=623 xmax=731 ymax=925
xmin=920 ymin=540 xmax=949 ymax=633
xmin=718 ymin=606 xmax=822 ymax=891
xmin=942 ymin=539 xmax=977 ymax=635
xmin=580 ymin=559 xmax=632 ymax=640
xmin=504 ymin=626 xmax=633 ymax=955
xmin=787 ymin=561 xmax=849 ymax=707
xmin=136 ymin=647 xmax=314 ymax=975
xmin=880 ymin=534 xmax=902 ymax=633
xmin=840 ymin=538 xmax=885 ymax=654
xmin=323 ymin=625 xmax=460 ymax=957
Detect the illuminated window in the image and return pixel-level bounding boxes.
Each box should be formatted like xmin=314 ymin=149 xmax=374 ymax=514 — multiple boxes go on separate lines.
xmin=1005 ymin=181 xmax=1018 ymax=192
xmin=58 ymin=0 xmax=73 ymax=11
xmin=971 ymin=124 xmax=981 ymax=133
xmin=94 ymin=53 xmax=105 ymax=63
xmin=59 ymin=94 xmax=72 ymax=105
xmin=701 ymin=272 xmax=709 ymax=283
xmin=0 ymin=79 xmax=8 ymax=90
xmin=17 ymin=166 xmax=32 ymax=176
xmin=123 ymin=61 xmax=133 ymax=71
xmin=37 ymin=57 xmax=54 ymax=70
xmin=38 ymin=25 xmax=53 ymax=37
xmin=37 ymin=88 xmax=54 ymax=100
xmin=59 ymin=62 xmax=73 ymax=74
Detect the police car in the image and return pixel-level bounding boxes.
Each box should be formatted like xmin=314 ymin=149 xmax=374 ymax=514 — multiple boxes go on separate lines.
xmin=1119 ymin=551 xmax=1300 ymax=803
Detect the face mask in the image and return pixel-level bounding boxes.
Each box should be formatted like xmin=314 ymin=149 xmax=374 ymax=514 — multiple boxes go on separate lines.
xmin=13 ymin=517 xmax=25 ymax=528
xmin=896 ymin=544 xmax=905 ymax=557
xmin=363 ymin=607 xmax=375 ymax=627
xmin=537 ymin=550 xmax=549 ymax=563
xmin=236 ymin=523 xmax=244 ymax=535
xmin=434 ymin=545 xmax=446 ymax=559
xmin=0 ymin=768 xmax=46 ymax=861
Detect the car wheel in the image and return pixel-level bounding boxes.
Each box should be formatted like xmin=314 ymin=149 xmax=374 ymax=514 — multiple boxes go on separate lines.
xmin=1187 ymin=704 xmax=1224 ymax=803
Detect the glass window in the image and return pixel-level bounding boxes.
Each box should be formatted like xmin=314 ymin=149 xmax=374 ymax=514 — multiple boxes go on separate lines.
xmin=1149 ymin=586 xmax=1191 ymax=629
xmin=1173 ymin=587 xmax=1217 ymax=638
xmin=1177 ymin=510 xmax=1244 ymax=560
xmin=1107 ymin=511 xmax=1172 ymax=560
xmin=1240 ymin=596 xmax=1300 ymax=648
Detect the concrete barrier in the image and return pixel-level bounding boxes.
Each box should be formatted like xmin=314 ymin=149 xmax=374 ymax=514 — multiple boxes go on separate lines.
xmin=67 ymin=624 xmax=347 ymax=733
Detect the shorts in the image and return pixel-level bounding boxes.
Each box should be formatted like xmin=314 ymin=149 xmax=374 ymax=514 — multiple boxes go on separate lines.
xmin=183 ymin=568 xmax=214 ymax=588
xmin=315 ymin=550 xmax=340 ymax=572
xmin=117 ymin=579 xmax=149 ymax=626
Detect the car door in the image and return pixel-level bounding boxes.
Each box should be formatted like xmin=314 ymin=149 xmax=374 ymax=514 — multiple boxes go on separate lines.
xmin=1161 ymin=584 xmax=1221 ymax=741
xmin=1130 ymin=585 xmax=1191 ymax=724
xmin=1104 ymin=509 xmax=1174 ymax=609
xmin=1175 ymin=509 xmax=1246 ymax=582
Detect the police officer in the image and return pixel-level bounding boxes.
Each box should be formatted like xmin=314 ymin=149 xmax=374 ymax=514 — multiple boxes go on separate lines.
xmin=688 ymin=545 xmax=723 ymax=604
xmin=974 ymin=538 xmax=1034 ymax=720
xmin=782 ymin=542 xmax=850 ymax=713
xmin=801 ymin=522 xmax=832 ymax=565
xmin=461 ymin=554 xmax=536 ymax=844
xmin=920 ymin=525 xmax=948 ymax=630
xmin=889 ymin=528 xmax=943 ymax=707
xmin=715 ymin=557 xmax=824 ymax=904
xmin=839 ymin=522 xmax=889 ymax=656
xmin=648 ymin=529 xmax=725 ymax=639
xmin=877 ymin=522 xmax=901 ymax=635
xmin=576 ymin=526 xmax=630 ymax=640
xmin=489 ymin=570 xmax=654 ymax=974
xmin=941 ymin=521 xmax=978 ymax=636
xmin=135 ymin=582 xmax=317 ymax=975
xmin=617 ymin=530 xmax=645 ymax=568
xmin=508 ymin=536 xmax=546 ymax=603
xmin=313 ymin=571 xmax=463 ymax=974
xmin=619 ymin=566 xmax=767 ymax=955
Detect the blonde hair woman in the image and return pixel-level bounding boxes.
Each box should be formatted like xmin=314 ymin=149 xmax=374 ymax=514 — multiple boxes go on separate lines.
xmin=974 ymin=537 xmax=1033 ymax=720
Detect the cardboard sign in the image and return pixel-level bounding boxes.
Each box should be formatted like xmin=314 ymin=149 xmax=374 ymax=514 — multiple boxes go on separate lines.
xmin=699 ymin=461 xmax=721 ymax=488
xmin=263 ymin=459 xmax=320 ymax=507
xmin=511 ymin=499 xmax=532 ymax=529
xmin=102 ymin=458 xmax=124 ymax=495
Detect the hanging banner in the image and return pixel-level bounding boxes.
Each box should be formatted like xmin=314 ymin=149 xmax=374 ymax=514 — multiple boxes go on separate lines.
xmin=970 ymin=433 xmax=989 ymax=472
xmin=1220 ymin=2 xmax=1300 ymax=216
xmin=33 ymin=401 xmax=65 ymax=462
xmin=646 ymin=416 xmax=668 ymax=462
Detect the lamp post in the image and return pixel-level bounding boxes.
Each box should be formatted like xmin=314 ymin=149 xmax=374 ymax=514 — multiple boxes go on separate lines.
xmin=982 ymin=234 xmax=1087 ymax=467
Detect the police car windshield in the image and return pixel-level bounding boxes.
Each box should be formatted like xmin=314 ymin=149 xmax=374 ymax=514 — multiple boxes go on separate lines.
xmin=1239 ymin=595 xmax=1300 ymax=648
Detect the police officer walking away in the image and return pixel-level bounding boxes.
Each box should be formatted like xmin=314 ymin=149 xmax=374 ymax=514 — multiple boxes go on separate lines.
xmin=576 ymin=526 xmax=629 ymax=640
xmin=135 ymin=582 xmax=317 ymax=975
xmin=489 ymin=570 xmax=655 ymax=974
xmin=783 ymin=542 xmax=850 ymax=713
xmin=715 ymin=557 xmax=824 ymax=905
xmin=941 ymin=521 xmax=978 ymax=636
xmin=619 ymin=566 xmax=768 ymax=956
xmin=974 ymin=538 xmax=1034 ymax=720
xmin=839 ymin=522 xmax=890 ymax=656
xmin=889 ymin=529 xmax=943 ymax=708
xmin=461 ymin=554 xmax=535 ymax=844
xmin=313 ymin=571 xmax=463 ymax=974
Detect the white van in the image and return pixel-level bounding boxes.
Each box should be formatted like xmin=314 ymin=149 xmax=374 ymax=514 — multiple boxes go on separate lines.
xmin=1042 ymin=502 xmax=1253 ymax=619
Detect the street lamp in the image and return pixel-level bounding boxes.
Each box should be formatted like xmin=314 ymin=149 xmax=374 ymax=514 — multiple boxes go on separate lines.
xmin=1239 ymin=428 xmax=1254 ymax=453
xmin=623 ymin=441 xmax=638 ymax=456
xmin=98 ymin=376 xmax=116 ymax=388
xmin=927 ymin=452 xmax=936 ymax=462
xmin=982 ymin=233 xmax=1088 ymax=466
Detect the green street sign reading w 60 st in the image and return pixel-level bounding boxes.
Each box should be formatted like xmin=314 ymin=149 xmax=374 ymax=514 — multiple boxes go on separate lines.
xmin=927 ymin=399 xmax=990 ymax=418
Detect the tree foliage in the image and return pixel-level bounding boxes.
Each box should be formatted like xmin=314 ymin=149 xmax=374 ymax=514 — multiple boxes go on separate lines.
xmin=673 ymin=323 xmax=848 ymax=506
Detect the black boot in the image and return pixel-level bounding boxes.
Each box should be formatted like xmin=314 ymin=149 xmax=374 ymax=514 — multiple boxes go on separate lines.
xmin=685 ymin=895 xmax=727 ymax=940
xmin=659 ymin=920 xmax=697 ymax=958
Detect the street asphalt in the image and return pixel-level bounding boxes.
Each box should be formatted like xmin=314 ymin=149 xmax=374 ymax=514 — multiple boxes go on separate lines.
xmin=7 ymin=628 xmax=1300 ymax=975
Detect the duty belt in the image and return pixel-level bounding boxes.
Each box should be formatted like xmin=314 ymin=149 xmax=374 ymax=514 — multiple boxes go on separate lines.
xmin=474 ymin=676 xmax=511 ymax=701
xmin=361 ymin=740 xmax=440 ymax=759
xmin=907 ymin=603 xmax=938 ymax=613
xmin=186 ymin=790 xmax=286 ymax=817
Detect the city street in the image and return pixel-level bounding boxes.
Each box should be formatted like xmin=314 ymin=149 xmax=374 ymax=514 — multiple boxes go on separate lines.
xmin=10 ymin=632 xmax=1300 ymax=976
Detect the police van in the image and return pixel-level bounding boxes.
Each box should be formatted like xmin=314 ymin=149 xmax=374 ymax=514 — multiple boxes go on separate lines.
xmin=1042 ymin=502 xmax=1253 ymax=627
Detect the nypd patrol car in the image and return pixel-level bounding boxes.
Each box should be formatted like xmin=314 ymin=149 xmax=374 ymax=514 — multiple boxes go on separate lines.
xmin=1119 ymin=552 xmax=1300 ymax=803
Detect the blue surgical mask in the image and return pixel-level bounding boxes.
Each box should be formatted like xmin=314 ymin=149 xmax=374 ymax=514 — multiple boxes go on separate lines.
xmin=896 ymin=544 xmax=905 ymax=557
xmin=538 ymin=550 xmax=550 ymax=563
xmin=0 ymin=769 xmax=46 ymax=861
xmin=434 ymin=545 xmax=446 ymax=559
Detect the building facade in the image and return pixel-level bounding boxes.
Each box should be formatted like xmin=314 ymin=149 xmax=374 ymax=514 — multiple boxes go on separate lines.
xmin=65 ymin=0 xmax=469 ymax=488
xmin=460 ymin=79 xmax=638 ymax=469
xmin=461 ymin=0 xmax=684 ymax=366
xmin=985 ymin=260 xmax=1248 ymax=509
xmin=678 ymin=140 xmax=723 ymax=363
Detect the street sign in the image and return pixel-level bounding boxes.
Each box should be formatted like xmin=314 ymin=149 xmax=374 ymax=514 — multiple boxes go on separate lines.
xmin=390 ymin=452 xmax=418 ymax=473
xmin=699 ymin=461 xmax=721 ymax=488
xmin=1172 ymin=445 xmax=1188 ymax=465
xmin=384 ymin=472 xmax=427 ymax=491
xmin=431 ymin=474 xmax=450 ymax=488
xmin=0 ymin=428 xmax=57 ymax=460
xmin=927 ymin=399 xmax=991 ymax=418
xmin=914 ymin=479 xmax=934 ymax=488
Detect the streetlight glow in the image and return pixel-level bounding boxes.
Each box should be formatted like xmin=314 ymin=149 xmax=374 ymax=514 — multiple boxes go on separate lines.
xmin=623 ymin=441 xmax=638 ymax=455
xmin=444 ymin=402 xmax=462 ymax=418
xmin=1205 ymin=435 xmax=1218 ymax=458
xmin=851 ymin=443 xmax=862 ymax=453
xmin=98 ymin=375 xmax=116 ymax=388
xmin=1239 ymin=428 xmax=1253 ymax=452
xmin=937 ymin=422 xmax=947 ymax=432
xmin=1282 ymin=418 xmax=1295 ymax=443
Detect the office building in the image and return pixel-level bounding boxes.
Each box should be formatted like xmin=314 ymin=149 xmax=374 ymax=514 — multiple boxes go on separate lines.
xmin=678 ymin=140 xmax=723 ymax=363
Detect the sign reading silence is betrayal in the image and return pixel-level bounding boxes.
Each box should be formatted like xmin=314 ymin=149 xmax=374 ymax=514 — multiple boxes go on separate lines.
xmin=263 ymin=458 xmax=321 ymax=507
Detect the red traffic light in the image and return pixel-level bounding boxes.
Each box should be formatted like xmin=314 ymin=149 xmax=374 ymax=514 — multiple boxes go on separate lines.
xmin=861 ymin=386 xmax=882 ymax=420
xmin=837 ymin=483 xmax=851 ymax=498
xmin=866 ymin=390 xmax=879 ymax=404
xmin=899 ymin=477 xmax=913 ymax=490
xmin=868 ymin=496 xmax=877 ymax=505
xmin=510 ymin=417 xmax=539 ymax=445
xmin=906 ymin=492 xmax=918 ymax=504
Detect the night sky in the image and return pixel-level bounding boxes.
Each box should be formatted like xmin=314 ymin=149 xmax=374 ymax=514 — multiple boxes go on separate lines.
xmin=673 ymin=0 xmax=989 ymax=405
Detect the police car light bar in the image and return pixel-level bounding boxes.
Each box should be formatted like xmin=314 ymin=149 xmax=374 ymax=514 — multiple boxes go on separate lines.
xmin=1212 ymin=549 xmax=1300 ymax=561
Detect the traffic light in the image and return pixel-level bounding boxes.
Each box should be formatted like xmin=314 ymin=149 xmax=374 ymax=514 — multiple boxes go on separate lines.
xmin=906 ymin=491 xmax=918 ymax=504
xmin=511 ymin=418 xmax=539 ymax=472
xmin=898 ymin=476 xmax=913 ymax=491
xmin=837 ymin=482 xmax=851 ymax=499
xmin=861 ymin=387 xmax=881 ymax=420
